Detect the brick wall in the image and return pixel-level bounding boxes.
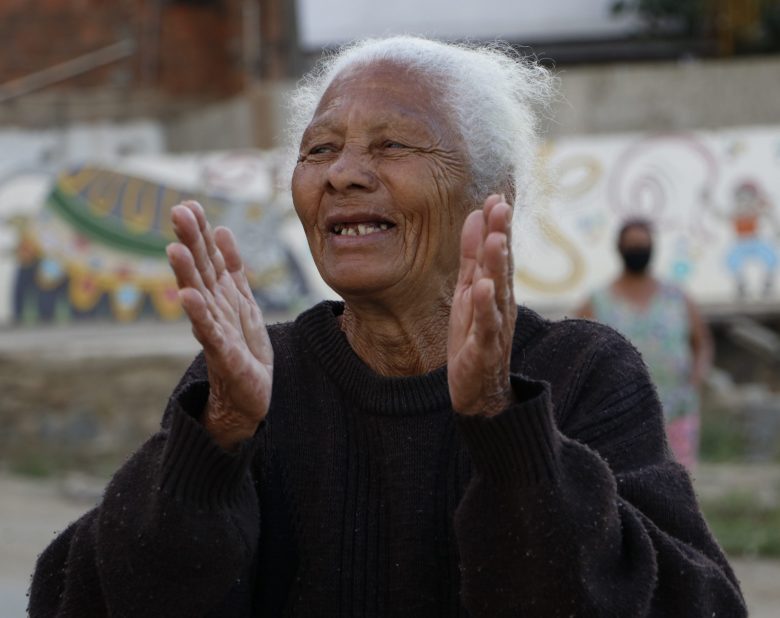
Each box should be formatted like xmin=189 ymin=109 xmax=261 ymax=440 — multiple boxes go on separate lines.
xmin=158 ymin=3 xmax=243 ymax=96
xmin=0 ymin=0 xmax=245 ymax=99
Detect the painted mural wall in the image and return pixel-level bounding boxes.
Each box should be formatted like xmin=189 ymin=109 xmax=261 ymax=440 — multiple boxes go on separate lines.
xmin=517 ymin=125 xmax=780 ymax=313
xmin=1 ymin=123 xmax=778 ymax=326
xmin=0 ymin=126 xmax=314 ymax=326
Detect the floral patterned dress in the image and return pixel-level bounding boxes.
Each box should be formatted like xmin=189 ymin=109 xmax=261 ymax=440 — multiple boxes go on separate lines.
xmin=590 ymin=282 xmax=699 ymax=469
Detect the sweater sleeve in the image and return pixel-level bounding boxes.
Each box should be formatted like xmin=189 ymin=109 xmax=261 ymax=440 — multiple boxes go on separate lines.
xmin=453 ymin=332 xmax=747 ymax=617
xmin=28 ymin=356 xmax=261 ymax=618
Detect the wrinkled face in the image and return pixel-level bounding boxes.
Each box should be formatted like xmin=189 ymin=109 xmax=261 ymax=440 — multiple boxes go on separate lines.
xmin=291 ymin=61 xmax=472 ymax=302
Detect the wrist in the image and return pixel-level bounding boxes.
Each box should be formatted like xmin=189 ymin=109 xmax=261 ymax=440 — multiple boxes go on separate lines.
xmin=203 ymin=395 xmax=259 ymax=451
xmin=456 ymin=385 xmax=515 ymax=418
xmin=480 ymin=388 xmax=515 ymax=417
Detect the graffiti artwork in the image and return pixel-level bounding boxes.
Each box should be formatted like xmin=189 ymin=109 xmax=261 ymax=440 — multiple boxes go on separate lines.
xmin=2 ymin=124 xmax=780 ymax=326
xmin=515 ymin=126 xmax=780 ymax=312
xmin=713 ymin=180 xmax=778 ymax=299
xmin=4 ymin=154 xmax=310 ymax=325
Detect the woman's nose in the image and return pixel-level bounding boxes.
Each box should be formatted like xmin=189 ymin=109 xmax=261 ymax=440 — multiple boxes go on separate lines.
xmin=326 ymin=147 xmax=378 ymax=193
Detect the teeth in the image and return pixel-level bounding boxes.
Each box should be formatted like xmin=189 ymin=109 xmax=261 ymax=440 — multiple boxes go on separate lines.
xmin=333 ymin=222 xmax=390 ymax=236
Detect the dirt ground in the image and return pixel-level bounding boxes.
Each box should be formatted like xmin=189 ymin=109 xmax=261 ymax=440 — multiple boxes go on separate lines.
xmin=1 ymin=468 xmax=779 ymax=617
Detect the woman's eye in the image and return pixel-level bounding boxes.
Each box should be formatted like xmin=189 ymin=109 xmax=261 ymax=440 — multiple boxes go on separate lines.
xmin=309 ymin=145 xmax=334 ymax=155
xmin=383 ymin=141 xmax=407 ymax=149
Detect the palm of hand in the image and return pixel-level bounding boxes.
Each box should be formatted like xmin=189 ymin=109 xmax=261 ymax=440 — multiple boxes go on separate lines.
xmin=199 ymin=268 xmax=273 ymax=434
xmin=167 ymin=201 xmax=273 ymax=449
xmin=448 ymin=195 xmax=517 ymax=417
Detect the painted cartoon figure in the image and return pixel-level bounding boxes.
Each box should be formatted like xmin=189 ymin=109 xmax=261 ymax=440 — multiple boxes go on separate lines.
xmin=723 ymin=180 xmax=778 ymax=298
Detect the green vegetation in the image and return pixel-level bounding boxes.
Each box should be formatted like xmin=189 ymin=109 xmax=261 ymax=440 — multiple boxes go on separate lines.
xmin=611 ymin=0 xmax=705 ymax=36
xmin=701 ymin=491 xmax=780 ymax=558
xmin=612 ymin=0 xmax=780 ymax=53
xmin=6 ymin=449 xmax=127 ymax=480
xmin=699 ymin=407 xmax=751 ymax=462
xmin=8 ymin=453 xmax=57 ymax=478
xmin=698 ymin=385 xmax=780 ymax=463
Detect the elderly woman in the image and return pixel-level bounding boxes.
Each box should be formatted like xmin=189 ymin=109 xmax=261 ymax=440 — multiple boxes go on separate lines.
xmin=30 ymin=37 xmax=745 ymax=616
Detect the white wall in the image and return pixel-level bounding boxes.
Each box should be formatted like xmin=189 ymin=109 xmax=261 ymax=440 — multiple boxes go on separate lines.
xmin=517 ymin=126 xmax=780 ymax=313
xmin=2 ymin=124 xmax=779 ymax=326
xmin=297 ymin=0 xmax=637 ymax=48
xmin=0 ymin=122 xmax=164 ymax=324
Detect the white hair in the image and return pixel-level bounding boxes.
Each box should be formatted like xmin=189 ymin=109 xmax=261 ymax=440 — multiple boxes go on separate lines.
xmin=286 ymin=35 xmax=555 ymax=208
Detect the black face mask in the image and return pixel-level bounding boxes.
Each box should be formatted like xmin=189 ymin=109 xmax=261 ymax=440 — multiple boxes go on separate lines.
xmin=620 ymin=247 xmax=652 ymax=274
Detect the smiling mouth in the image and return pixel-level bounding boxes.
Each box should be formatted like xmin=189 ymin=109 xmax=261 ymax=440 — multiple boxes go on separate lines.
xmin=331 ymin=222 xmax=394 ymax=237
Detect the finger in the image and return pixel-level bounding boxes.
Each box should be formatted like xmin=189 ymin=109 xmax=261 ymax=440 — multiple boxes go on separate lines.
xmin=167 ymin=242 xmax=223 ymax=320
xmin=472 ymin=278 xmax=501 ymax=345
xmin=486 ymin=201 xmax=515 ymax=294
xmin=486 ymin=200 xmax=512 ymax=235
xmin=186 ymin=201 xmax=227 ymax=279
xmin=457 ymin=210 xmax=484 ymax=287
xmin=477 ymin=195 xmax=506 ymax=275
xmin=239 ymin=294 xmax=274 ymax=364
xmin=214 ymin=226 xmax=254 ymax=300
xmin=481 ymin=194 xmax=503 ymax=224
xmin=482 ymin=231 xmax=511 ymax=316
xmin=213 ymin=226 xmax=271 ymax=362
xmin=178 ymin=287 xmax=226 ymax=354
xmin=166 ymin=242 xmax=208 ymax=298
xmin=215 ymin=226 xmax=242 ymax=272
xmin=172 ymin=204 xmax=218 ymax=290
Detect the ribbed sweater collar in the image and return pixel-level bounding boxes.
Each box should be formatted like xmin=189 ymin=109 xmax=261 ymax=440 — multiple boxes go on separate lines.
xmin=294 ymin=300 xmax=547 ymax=416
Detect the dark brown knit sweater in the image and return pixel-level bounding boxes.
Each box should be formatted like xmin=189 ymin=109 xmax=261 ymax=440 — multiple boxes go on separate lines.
xmin=29 ymin=301 xmax=746 ymax=617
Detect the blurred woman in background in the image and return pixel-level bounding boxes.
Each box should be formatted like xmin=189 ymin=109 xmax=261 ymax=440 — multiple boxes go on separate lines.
xmin=577 ymin=218 xmax=713 ymax=470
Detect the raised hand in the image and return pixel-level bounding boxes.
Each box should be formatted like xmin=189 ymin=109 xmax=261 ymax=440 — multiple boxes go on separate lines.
xmin=448 ymin=194 xmax=517 ymax=417
xmin=166 ymin=201 xmax=273 ymax=450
